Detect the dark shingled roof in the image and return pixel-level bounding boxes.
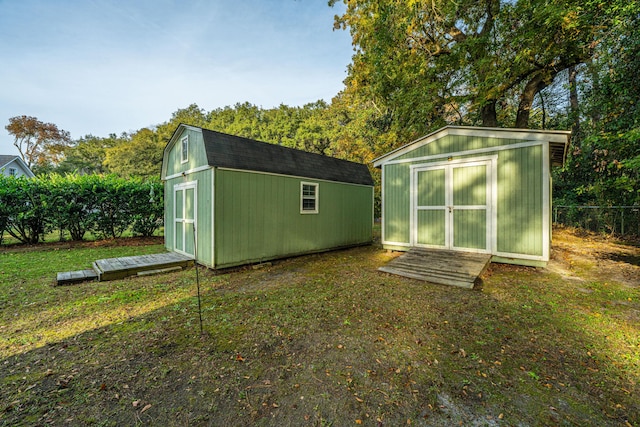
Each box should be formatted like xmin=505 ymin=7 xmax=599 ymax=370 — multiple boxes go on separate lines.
xmin=0 ymin=155 xmax=19 ymax=168
xmin=201 ymin=128 xmax=374 ymax=186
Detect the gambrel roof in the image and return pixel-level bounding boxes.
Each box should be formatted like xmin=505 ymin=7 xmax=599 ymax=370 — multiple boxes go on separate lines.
xmin=164 ymin=125 xmax=374 ymax=186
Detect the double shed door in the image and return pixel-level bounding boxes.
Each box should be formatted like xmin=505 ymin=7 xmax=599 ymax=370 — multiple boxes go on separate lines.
xmin=412 ymin=159 xmax=494 ymax=253
xmin=174 ymin=182 xmax=197 ymax=257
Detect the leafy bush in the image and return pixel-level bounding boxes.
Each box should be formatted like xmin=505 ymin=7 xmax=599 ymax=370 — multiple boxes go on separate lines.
xmin=0 ymin=176 xmax=50 ymax=244
xmin=0 ymin=174 xmax=163 ymax=244
xmin=130 ymin=179 xmax=163 ymax=237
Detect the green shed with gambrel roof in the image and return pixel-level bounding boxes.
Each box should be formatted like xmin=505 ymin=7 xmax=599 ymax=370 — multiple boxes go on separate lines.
xmin=161 ymin=124 xmax=374 ymax=269
xmin=373 ymin=126 xmax=570 ymax=267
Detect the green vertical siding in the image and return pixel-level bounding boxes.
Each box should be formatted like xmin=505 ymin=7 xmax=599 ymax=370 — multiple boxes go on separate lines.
xmin=383 ymin=163 xmax=411 ymax=244
xmin=214 ymin=169 xmax=373 ymax=268
xmin=453 ymin=165 xmax=486 ymax=206
xmin=394 ymin=135 xmax=522 ymax=161
xmin=453 ymin=210 xmax=486 ymax=249
xmin=164 ymin=168 xmax=214 ymax=267
xmin=417 ymin=210 xmax=445 ymax=245
xmin=497 ymin=145 xmax=543 ymax=256
xmin=165 ymin=128 xmax=208 ymax=177
xmin=418 ymin=168 xmax=445 ymax=206
xmin=381 ymin=135 xmax=548 ymax=261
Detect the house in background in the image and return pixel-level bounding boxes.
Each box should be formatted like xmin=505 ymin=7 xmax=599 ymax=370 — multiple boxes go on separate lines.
xmin=373 ymin=126 xmax=570 ymax=267
xmin=161 ymin=125 xmax=374 ymax=269
xmin=0 ymin=155 xmax=35 ymax=178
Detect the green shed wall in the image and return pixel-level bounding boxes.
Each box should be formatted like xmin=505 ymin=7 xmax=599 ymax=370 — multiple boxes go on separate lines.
xmin=164 ymin=169 xmax=214 ymax=266
xmin=214 ymin=169 xmax=373 ymax=268
xmin=496 ymin=145 xmax=543 ymax=256
xmin=164 ymin=127 xmax=215 ymax=267
xmin=381 ymin=134 xmax=549 ymax=262
xmin=163 ymin=127 xmax=374 ymax=268
xmin=164 ymin=128 xmax=208 ymax=177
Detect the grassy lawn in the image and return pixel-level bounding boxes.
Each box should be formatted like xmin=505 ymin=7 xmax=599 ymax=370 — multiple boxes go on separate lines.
xmin=1 ymin=229 xmax=639 ymax=426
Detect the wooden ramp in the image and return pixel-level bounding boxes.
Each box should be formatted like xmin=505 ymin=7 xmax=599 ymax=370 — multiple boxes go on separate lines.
xmin=56 ymin=252 xmax=194 ymax=285
xmin=378 ymin=248 xmax=491 ymax=289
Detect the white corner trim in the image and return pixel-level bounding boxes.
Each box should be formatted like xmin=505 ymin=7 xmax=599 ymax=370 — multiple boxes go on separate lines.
xmin=164 ymin=165 xmax=211 ymax=180
xmin=542 ymin=143 xmax=551 ymax=262
xmin=381 ymin=240 xmax=412 ymax=247
xmin=494 ymin=250 xmax=547 ymax=262
xmin=211 ymin=170 xmax=216 ymax=269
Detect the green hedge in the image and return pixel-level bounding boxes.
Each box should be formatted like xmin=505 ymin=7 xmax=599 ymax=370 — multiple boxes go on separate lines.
xmin=0 ymin=174 xmax=163 ymax=244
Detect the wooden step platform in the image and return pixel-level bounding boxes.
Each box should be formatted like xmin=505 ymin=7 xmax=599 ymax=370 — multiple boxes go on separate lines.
xmin=56 ymin=269 xmax=99 ymax=286
xmin=378 ymin=248 xmax=491 ymax=289
xmin=56 ymin=252 xmax=194 ymax=285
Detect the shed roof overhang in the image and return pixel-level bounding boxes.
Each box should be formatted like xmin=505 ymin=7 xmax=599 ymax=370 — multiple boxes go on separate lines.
xmin=372 ymin=126 xmax=571 ymax=168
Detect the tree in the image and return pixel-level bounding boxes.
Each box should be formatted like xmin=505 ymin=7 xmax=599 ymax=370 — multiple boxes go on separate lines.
xmin=57 ymin=134 xmax=123 ymax=175
xmin=103 ymin=128 xmax=165 ymax=179
xmin=557 ymin=4 xmax=640 ymax=208
xmin=5 ymin=115 xmax=71 ymax=168
xmin=331 ymin=0 xmax=617 ymax=133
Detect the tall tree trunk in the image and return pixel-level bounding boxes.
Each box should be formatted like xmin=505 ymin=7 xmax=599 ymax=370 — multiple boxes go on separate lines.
xmin=480 ymin=100 xmax=498 ymax=127
xmin=538 ymin=91 xmax=547 ymax=129
xmin=568 ymin=66 xmax=580 ymax=137
xmin=515 ymin=73 xmax=549 ymax=128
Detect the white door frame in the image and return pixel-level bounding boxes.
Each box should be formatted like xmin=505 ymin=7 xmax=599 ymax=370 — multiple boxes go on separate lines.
xmin=410 ymin=155 xmax=497 ymax=253
xmin=174 ymin=181 xmax=197 ymax=257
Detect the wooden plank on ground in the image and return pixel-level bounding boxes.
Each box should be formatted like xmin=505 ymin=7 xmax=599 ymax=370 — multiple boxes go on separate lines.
xmin=94 ymin=252 xmax=194 ymax=281
xmin=378 ymin=248 xmax=491 ymax=289
xmin=56 ymin=269 xmax=99 ymax=286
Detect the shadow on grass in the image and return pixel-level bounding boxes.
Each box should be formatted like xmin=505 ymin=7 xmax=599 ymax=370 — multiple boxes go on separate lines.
xmin=1 ymin=245 xmax=639 ymax=426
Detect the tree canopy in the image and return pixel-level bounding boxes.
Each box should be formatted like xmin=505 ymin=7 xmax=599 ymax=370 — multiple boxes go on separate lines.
xmin=330 ymin=0 xmax=623 ymax=133
xmin=5 ymin=115 xmax=71 ymax=169
xmin=4 ymin=0 xmax=638 ymax=214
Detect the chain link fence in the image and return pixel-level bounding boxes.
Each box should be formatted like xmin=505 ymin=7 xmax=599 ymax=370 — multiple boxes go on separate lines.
xmin=553 ymin=205 xmax=640 ymax=237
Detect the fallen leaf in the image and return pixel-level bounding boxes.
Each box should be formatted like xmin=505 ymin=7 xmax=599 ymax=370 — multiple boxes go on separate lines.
xmin=132 ymin=400 xmax=140 ymax=407
xmin=141 ymin=404 xmax=152 ymax=413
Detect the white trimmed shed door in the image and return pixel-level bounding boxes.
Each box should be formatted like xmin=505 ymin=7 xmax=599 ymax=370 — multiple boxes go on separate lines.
xmin=412 ymin=159 xmax=494 ymax=253
xmin=174 ymin=182 xmax=197 ymax=257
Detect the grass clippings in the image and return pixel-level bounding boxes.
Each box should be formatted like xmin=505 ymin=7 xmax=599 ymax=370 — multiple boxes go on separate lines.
xmin=1 ymin=228 xmax=638 ymax=426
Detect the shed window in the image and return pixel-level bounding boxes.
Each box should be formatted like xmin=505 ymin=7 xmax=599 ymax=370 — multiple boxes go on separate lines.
xmin=181 ymin=136 xmax=188 ymax=163
xmin=9 ymin=168 xmax=16 ymax=176
xmin=301 ymin=182 xmax=318 ymax=214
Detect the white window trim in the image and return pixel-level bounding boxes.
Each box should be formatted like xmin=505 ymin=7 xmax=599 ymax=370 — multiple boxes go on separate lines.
xmin=8 ymin=167 xmax=17 ymax=176
xmin=180 ymin=136 xmax=189 ymax=164
xmin=300 ymin=181 xmax=319 ymax=214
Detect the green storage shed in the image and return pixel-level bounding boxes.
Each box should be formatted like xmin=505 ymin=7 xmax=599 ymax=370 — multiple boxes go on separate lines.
xmin=373 ymin=126 xmax=570 ymax=267
xmin=161 ymin=124 xmax=374 ymax=269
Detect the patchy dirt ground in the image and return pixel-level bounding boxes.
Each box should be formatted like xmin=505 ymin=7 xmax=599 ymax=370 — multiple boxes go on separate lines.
xmin=548 ymin=227 xmax=640 ymax=287
xmin=0 ymin=236 xmax=164 ymax=253
xmin=1 ymin=228 xmax=639 ymax=426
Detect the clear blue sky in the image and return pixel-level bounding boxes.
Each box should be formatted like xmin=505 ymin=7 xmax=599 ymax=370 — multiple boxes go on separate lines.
xmin=0 ymin=0 xmax=352 ymax=156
